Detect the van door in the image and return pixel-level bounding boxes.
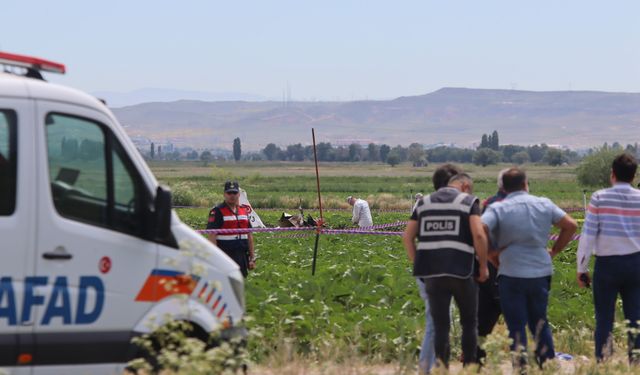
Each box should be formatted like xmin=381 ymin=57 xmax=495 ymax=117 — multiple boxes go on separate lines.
xmin=32 ymin=102 xmax=159 ymax=366
xmin=0 ymin=98 xmax=36 ymax=369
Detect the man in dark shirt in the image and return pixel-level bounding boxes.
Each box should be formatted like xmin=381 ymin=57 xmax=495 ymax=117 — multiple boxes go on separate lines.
xmin=403 ymin=170 xmax=489 ymax=368
xmin=476 ymin=168 xmax=508 ymax=362
xmin=207 ymin=181 xmax=255 ymax=277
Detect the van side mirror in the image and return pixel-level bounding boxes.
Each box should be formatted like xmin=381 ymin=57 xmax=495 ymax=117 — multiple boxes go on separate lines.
xmin=154 ymin=185 xmax=172 ymax=238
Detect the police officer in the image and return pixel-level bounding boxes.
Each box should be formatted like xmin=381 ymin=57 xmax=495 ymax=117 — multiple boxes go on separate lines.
xmin=403 ymin=170 xmax=489 ymax=368
xmin=207 ymin=181 xmax=255 ymax=277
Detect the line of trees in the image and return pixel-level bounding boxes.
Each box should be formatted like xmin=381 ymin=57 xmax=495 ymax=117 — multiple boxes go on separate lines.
xmin=60 ymin=137 xmax=103 ymax=160
xmin=139 ymin=134 xmax=640 ymax=168
xmin=255 ymin=134 xmax=582 ymax=167
xmin=471 ymin=130 xmax=580 ymax=166
xmin=258 ymin=142 xmax=429 ymax=166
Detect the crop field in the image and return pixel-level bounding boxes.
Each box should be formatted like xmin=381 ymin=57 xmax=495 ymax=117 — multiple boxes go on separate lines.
xmin=153 ymin=161 xmax=632 ymax=373
xmin=153 ymin=160 xmax=585 ymax=210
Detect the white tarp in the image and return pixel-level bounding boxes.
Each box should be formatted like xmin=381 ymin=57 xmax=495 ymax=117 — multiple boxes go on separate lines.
xmin=239 ymin=188 xmax=265 ymax=228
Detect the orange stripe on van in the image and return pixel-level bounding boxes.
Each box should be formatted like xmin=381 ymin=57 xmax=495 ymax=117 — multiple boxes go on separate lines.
xmin=135 ymin=269 xmax=200 ymax=302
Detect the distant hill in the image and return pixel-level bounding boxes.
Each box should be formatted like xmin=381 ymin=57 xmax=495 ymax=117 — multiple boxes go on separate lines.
xmin=111 ymin=87 xmax=640 ymax=150
xmin=94 ymin=88 xmax=267 ymax=108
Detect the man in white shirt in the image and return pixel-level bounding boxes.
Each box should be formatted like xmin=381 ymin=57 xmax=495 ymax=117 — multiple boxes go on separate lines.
xmin=347 ymin=196 xmax=373 ymax=227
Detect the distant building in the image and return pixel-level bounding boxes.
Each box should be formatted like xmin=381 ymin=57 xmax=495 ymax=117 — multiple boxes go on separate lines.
xmin=424 ymin=142 xmax=458 ymax=149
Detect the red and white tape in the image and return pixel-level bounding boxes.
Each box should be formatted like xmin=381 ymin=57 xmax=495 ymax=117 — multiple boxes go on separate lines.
xmin=178 ymin=206 xmax=586 ymax=213
xmin=197 ymin=224 xmax=583 ymax=241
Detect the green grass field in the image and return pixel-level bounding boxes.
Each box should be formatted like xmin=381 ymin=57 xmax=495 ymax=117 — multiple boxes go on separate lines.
xmin=154 ymin=160 xmax=586 ymax=210
xmin=152 ymin=161 xmax=631 ymax=372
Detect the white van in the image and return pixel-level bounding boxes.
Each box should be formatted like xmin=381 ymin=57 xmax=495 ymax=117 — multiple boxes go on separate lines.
xmin=0 ymin=52 xmax=245 ymax=374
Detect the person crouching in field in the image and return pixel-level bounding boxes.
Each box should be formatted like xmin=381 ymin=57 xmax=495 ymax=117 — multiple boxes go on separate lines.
xmin=577 ymin=153 xmax=640 ymax=363
xmin=481 ymin=168 xmax=577 ymax=369
xmin=403 ymin=167 xmax=489 ymax=369
xmin=347 ymin=195 xmax=373 ymax=227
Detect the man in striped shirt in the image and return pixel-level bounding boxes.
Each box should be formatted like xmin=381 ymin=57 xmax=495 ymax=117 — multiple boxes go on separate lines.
xmin=577 ymin=153 xmax=640 ymax=362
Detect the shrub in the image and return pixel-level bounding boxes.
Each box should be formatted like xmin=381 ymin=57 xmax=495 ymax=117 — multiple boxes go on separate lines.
xmin=128 ymin=319 xmax=250 ymax=374
xmin=543 ymin=148 xmax=566 ymax=166
xmin=171 ymin=182 xmax=198 ymax=206
xmin=473 ymin=148 xmax=501 ymax=166
xmin=512 ymin=151 xmax=530 ymax=165
xmin=386 ymin=153 xmax=401 ymax=167
xmin=576 ymin=148 xmax=620 ymax=187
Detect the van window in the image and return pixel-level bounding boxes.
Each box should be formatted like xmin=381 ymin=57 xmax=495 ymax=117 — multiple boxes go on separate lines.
xmin=111 ymin=139 xmax=145 ymax=234
xmin=46 ymin=113 xmax=146 ymax=237
xmin=0 ymin=110 xmax=17 ymax=216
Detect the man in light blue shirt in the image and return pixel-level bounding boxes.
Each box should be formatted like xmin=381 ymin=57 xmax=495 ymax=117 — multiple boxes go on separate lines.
xmin=481 ymin=167 xmax=577 ymax=369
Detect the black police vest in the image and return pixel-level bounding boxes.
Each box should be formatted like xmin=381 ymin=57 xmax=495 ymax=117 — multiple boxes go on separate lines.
xmin=413 ymin=188 xmax=478 ymax=279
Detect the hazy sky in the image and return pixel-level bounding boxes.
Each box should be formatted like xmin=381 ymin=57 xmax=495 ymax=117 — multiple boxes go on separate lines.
xmin=2 ymin=0 xmax=639 ymax=100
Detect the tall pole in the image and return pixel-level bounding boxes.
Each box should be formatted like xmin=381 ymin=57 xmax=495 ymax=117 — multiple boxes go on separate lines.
xmin=312 ymin=129 xmax=324 ymax=222
xmin=311 ymin=128 xmax=323 ymax=275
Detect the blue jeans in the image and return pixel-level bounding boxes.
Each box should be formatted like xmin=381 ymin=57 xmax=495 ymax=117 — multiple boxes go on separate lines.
xmin=593 ymin=252 xmax=640 ymax=362
xmin=416 ymin=279 xmax=435 ymax=374
xmin=498 ymin=275 xmax=555 ymax=366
